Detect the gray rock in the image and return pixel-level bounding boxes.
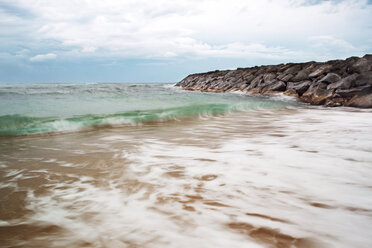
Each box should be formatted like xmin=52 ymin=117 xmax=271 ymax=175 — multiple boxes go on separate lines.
xmin=308 ymin=64 xmax=332 ymax=78
xmin=250 ymin=75 xmax=263 ymax=87
xmin=243 ymin=74 xmax=256 ymax=83
xmin=239 ymin=83 xmax=250 ymax=91
xmin=256 ymin=78 xmax=270 ymax=89
xmin=287 ymin=81 xmax=311 ymax=95
xmin=349 ymin=57 xmax=371 ymax=73
xmin=265 ymin=65 xmax=279 ymax=73
xmin=301 ymin=88 xmax=334 ymax=105
xmin=177 ymin=54 xmax=372 ymax=108
xmin=222 ymin=84 xmax=233 ymax=91
xmin=263 ymin=73 xmax=277 ymax=82
xmin=284 ymin=89 xmax=299 ymax=97
xmin=327 ymin=73 xmax=358 ymax=90
xmin=303 ymin=63 xmax=317 ymax=72
xmin=284 ymin=65 xmax=302 ymax=75
xmin=280 ymin=74 xmax=294 ymax=82
xmin=292 ymin=70 xmax=309 ymax=82
xmin=316 ymin=82 xmax=328 ymax=90
xmin=346 ymin=93 xmax=372 ymax=108
xmin=278 ymin=64 xmax=292 ymax=72
xmin=267 ymin=81 xmax=286 ymax=92
xmin=355 ymin=71 xmax=372 ymax=86
xmin=363 ymin=54 xmax=372 ymax=61
xmin=319 ymin=73 xmax=342 ymax=84
xmin=246 ymin=77 xmax=263 ymax=91
xmin=335 ymin=85 xmax=372 ymax=97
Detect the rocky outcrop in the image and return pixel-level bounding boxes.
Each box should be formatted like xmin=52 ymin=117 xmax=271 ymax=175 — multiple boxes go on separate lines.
xmin=176 ymin=55 xmax=372 ymax=108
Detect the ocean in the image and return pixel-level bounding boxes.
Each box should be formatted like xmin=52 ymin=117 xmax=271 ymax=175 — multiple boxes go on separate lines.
xmin=0 ymin=82 xmax=371 ymax=248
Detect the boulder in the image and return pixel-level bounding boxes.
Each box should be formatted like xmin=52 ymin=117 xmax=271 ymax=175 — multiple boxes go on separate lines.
xmin=287 ymin=81 xmax=311 ymax=95
xmin=284 ymin=89 xmax=299 ymax=98
xmin=256 ymin=78 xmax=271 ymax=90
xmin=319 ymin=73 xmax=342 ymax=84
xmin=276 ymin=73 xmax=284 ymax=79
xmin=263 ymin=73 xmax=277 ymax=82
xmin=327 ymin=73 xmax=358 ymax=90
xmin=247 ymin=88 xmax=261 ymax=94
xmin=335 ymin=85 xmax=372 ymax=97
xmin=243 ymin=74 xmax=256 ymax=83
xmin=349 ymin=57 xmax=371 ymax=73
xmin=292 ymin=70 xmax=309 ymax=82
xmin=316 ymin=82 xmax=328 ymax=90
xmin=278 ymin=64 xmax=293 ymax=72
xmin=308 ymin=64 xmax=332 ymax=78
xmin=303 ymin=63 xmax=317 ymax=72
xmin=221 ymin=83 xmax=233 ymax=91
xmin=329 ymin=59 xmax=347 ymax=73
xmin=363 ymin=54 xmax=372 ymax=63
xmin=355 ymin=71 xmax=372 ymax=86
xmin=301 ymin=88 xmax=334 ymax=105
xmin=177 ymin=54 xmax=372 ymax=108
xmin=246 ymin=76 xmax=263 ymax=91
xmin=279 ymin=74 xmax=294 ymax=82
xmin=240 ymin=83 xmax=251 ymax=91
xmin=325 ymin=96 xmax=346 ymax=107
xmin=263 ymin=81 xmax=287 ymax=92
xmin=255 ymin=67 xmax=267 ymax=75
xmin=284 ymin=65 xmax=302 ymax=75
xmin=346 ymin=93 xmax=372 ymax=108
xmin=265 ymin=65 xmax=279 ymax=73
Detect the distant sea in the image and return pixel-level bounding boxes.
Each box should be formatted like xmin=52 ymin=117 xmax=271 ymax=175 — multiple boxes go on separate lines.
xmin=0 ymin=82 xmax=371 ymax=248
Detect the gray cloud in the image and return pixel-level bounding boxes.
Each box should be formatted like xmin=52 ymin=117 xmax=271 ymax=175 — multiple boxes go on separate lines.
xmin=0 ymin=0 xmax=371 ymax=62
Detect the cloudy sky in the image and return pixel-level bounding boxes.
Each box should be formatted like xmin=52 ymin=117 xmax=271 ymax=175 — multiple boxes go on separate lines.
xmin=0 ymin=0 xmax=371 ymax=83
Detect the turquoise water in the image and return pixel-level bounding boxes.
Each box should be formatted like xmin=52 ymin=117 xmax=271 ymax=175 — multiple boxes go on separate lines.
xmin=0 ymin=83 xmax=291 ymax=135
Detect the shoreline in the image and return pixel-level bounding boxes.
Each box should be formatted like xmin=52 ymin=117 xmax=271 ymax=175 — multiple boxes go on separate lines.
xmin=176 ymin=55 xmax=372 ymax=108
xmin=1 ymin=106 xmax=371 ymax=248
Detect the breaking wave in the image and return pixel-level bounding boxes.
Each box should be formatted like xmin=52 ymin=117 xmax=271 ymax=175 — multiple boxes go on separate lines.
xmin=0 ymin=83 xmax=292 ymax=136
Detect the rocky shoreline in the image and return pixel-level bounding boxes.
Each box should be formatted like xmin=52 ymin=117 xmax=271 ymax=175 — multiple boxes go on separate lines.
xmin=176 ymin=55 xmax=372 ymax=108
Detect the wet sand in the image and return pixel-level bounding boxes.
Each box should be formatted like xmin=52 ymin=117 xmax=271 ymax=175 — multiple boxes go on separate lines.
xmin=0 ymin=106 xmax=372 ymax=248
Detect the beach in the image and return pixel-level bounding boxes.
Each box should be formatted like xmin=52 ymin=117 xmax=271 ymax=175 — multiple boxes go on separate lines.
xmin=0 ymin=83 xmax=372 ymax=247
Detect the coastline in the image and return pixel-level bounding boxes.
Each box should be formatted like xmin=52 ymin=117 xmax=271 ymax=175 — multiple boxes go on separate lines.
xmin=1 ymin=106 xmax=371 ymax=248
xmin=176 ymin=55 xmax=372 ymax=108
xmin=1 ymin=82 xmax=372 ymax=248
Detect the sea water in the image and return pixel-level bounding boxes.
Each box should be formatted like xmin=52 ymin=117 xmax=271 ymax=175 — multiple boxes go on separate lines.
xmin=0 ymin=83 xmax=371 ymax=248
xmin=0 ymin=83 xmax=288 ymax=136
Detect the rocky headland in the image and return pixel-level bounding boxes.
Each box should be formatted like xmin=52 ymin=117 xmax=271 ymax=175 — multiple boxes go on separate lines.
xmin=176 ymin=55 xmax=372 ymax=108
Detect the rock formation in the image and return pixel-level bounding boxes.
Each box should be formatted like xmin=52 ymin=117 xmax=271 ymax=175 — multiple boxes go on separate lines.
xmin=176 ymin=55 xmax=372 ymax=108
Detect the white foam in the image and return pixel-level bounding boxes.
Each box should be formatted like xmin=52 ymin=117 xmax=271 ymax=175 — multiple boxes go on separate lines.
xmin=100 ymin=135 xmax=130 ymax=141
xmin=6 ymin=169 xmax=24 ymax=178
xmin=47 ymin=119 xmax=85 ymax=132
xmin=0 ymin=220 xmax=10 ymax=226
xmin=3 ymin=106 xmax=372 ymax=248
xmin=162 ymin=83 xmax=177 ymax=89
xmin=270 ymin=92 xmax=299 ymax=101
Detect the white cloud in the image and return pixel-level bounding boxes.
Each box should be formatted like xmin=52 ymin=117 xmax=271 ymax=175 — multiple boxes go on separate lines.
xmin=2 ymin=0 xmax=372 ymax=61
xmin=306 ymin=35 xmax=363 ymax=60
xmin=310 ymin=35 xmax=356 ymax=50
xmin=29 ymin=53 xmax=57 ymax=62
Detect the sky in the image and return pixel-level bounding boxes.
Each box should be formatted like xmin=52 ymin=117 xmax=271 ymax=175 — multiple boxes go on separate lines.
xmin=0 ymin=0 xmax=371 ymax=83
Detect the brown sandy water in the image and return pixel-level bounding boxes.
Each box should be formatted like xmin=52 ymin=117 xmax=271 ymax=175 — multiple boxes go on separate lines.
xmin=0 ymin=107 xmax=372 ymax=248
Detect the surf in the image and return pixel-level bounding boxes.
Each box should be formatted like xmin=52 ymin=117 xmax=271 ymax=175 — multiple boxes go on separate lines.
xmin=0 ymin=83 xmax=292 ymax=136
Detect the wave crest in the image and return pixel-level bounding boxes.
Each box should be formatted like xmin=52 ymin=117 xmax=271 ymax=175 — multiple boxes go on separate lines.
xmin=0 ymin=103 xmax=241 ymax=136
